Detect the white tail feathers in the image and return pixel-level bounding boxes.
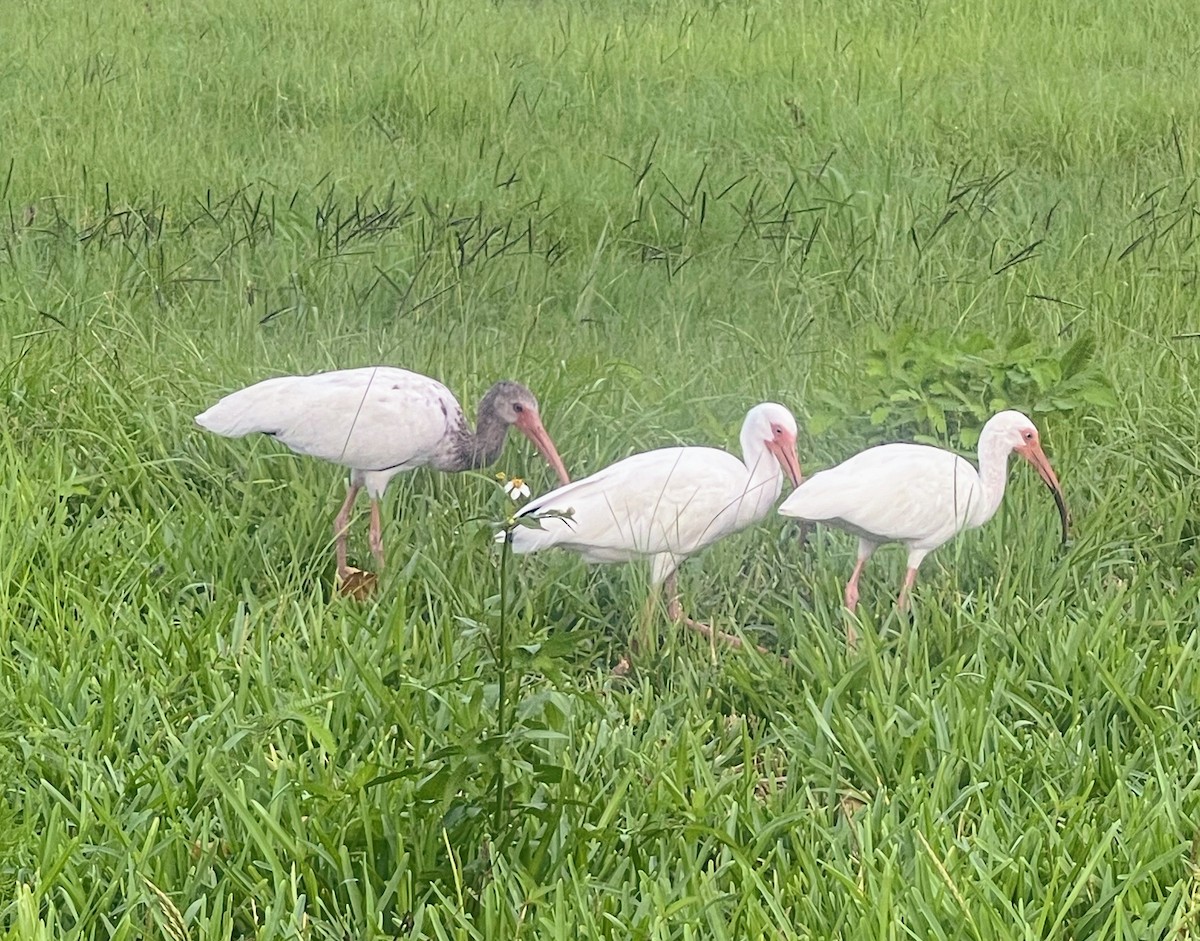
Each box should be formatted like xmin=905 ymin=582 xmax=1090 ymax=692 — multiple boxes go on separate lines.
xmin=195 ymin=377 xmax=299 ymax=438
xmin=507 ymin=520 xmax=564 ymax=555
xmin=194 ymin=400 xmax=258 ymax=438
xmin=195 ymin=392 xmax=268 ymax=438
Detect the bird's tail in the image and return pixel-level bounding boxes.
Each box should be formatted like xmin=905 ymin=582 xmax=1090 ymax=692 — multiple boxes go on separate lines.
xmin=195 ymin=399 xmax=260 ymax=438
xmin=195 ymin=380 xmax=291 ymax=438
xmin=506 ymin=515 xmax=572 ymax=555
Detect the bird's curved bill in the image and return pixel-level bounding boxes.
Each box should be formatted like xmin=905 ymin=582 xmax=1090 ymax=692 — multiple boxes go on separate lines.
xmin=767 ymin=434 xmax=803 ymax=488
xmin=1020 ymin=441 xmax=1069 ymax=546
xmin=515 ymin=411 xmax=571 ymax=485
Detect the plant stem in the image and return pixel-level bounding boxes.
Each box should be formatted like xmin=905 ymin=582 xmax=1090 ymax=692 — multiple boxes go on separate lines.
xmin=493 ymin=527 xmax=511 ymax=840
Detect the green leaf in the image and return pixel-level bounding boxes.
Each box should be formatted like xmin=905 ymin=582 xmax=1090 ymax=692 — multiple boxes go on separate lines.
xmin=1008 ymin=325 xmax=1033 ymax=349
xmin=1060 ymin=331 xmax=1097 ymax=378
xmin=1079 ymin=383 xmax=1119 ymax=407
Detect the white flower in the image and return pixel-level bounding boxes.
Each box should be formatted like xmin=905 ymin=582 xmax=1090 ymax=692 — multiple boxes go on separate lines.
xmin=503 ymin=477 xmax=530 ymax=501
xmin=494 ymin=529 xmax=508 ymax=544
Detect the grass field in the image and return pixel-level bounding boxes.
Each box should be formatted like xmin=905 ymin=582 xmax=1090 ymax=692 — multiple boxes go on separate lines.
xmin=3 ymin=0 xmax=1200 ymax=936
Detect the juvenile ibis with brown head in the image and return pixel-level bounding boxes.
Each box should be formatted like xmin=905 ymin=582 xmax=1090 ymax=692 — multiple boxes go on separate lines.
xmin=196 ymin=366 xmax=570 ymax=586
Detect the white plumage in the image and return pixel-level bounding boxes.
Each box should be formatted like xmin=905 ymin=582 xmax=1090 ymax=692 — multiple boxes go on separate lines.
xmin=778 ymin=410 xmax=1068 ymax=630
xmin=197 ymin=366 xmax=570 ymax=585
xmin=197 ymin=368 xmax=460 ymax=485
xmin=509 ymin=403 xmax=803 ymax=647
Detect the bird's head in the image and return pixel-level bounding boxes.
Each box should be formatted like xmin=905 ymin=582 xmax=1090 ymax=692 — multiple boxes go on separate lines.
xmin=745 ymin=402 xmax=803 ymax=487
xmin=985 ymin=409 xmax=1069 ymax=543
xmin=484 ymin=381 xmax=571 ymax=485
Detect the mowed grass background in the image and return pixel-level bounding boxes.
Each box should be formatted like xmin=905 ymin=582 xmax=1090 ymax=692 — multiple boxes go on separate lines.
xmin=2 ymin=0 xmax=1199 ymax=936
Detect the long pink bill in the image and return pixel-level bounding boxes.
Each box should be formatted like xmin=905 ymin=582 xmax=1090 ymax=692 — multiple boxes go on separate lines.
xmin=516 ymin=410 xmax=571 ymax=485
xmin=1021 ymin=441 xmax=1069 ymax=545
xmin=767 ymin=434 xmax=803 ymax=488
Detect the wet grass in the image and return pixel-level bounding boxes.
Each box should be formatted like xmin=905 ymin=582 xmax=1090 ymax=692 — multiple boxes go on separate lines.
xmin=2 ymin=0 xmax=1200 ymax=937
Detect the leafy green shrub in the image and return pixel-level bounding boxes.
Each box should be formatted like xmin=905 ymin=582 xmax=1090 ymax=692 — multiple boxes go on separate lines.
xmin=810 ymin=326 xmax=1118 ymax=449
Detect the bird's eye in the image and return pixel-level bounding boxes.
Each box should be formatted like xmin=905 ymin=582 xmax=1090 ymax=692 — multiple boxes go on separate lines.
xmin=513 ymin=403 xmax=524 ymax=413
xmin=1024 ymin=430 xmax=1034 ymax=440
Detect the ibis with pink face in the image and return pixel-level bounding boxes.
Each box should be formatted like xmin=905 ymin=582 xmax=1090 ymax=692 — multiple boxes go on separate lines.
xmin=508 ymin=402 xmax=803 ymax=648
xmin=196 ymin=366 xmax=571 ymax=585
xmin=778 ymin=410 xmax=1068 ymax=629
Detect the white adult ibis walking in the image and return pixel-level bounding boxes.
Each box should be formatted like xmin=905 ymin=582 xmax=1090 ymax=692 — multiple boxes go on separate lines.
xmin=196 ymin=366 xmax=571 ymax=587
xmin=778 ymin=410 xmax=1068 ymax=636
xmin=507 ymin=402 xmax=802 ymax=653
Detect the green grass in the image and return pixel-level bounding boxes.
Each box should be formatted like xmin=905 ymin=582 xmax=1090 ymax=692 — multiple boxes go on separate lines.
xmin=2 ymin=0 xmax=1200 ymax=936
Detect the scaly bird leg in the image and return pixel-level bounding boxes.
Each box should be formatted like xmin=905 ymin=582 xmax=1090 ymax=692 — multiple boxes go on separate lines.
xmin=368 ymin=498 xmax=385 ymax=569
xmin=843 ymin=558 xmax=867 ymax=649
xmin=844 ymin=558 xmax=867 ymax=612
xmin=842 ymin=541 xmax=879 ymax=650
xmin=667 ymin=572 xmax=772 ymax=656
xmin=896 ymin=567 xmax=918 ymax=612
xmin=333 ymin=483 xmax=361 ymax=583
xmin=665 ymin=572 xmax=683 ymax=622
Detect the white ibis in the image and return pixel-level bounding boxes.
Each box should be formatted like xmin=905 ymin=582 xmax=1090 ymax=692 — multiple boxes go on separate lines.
xmin=507 ymin=402 xmax=802 ymax=652
xmin=778 ymin=410 xmax=1068 ymax=631
xmin=196 ymin=366 xmax=571 ymax=585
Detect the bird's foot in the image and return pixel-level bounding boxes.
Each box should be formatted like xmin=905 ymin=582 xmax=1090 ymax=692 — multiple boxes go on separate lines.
xmin=681 ymin=617 xmax=773 ymax=657
xmin=337 ymin=565 xmax=378 ymax=601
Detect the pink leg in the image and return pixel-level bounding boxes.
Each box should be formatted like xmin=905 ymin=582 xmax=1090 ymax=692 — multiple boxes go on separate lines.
xmin=368 ymin=499 xmax=385 ymax=568
xmin=666 ymin=572 xmax=771 ymax=655
xmin=333 ymin=484 xmax=361 ymax=581
xmin=843 ymin=541 xmax=877 ymax=650
xmin=844 ymin=540 xmax=877 ymax=613
xmin=897 ymin=567 xmax=918 ymax=611
xmin=843 ymin=561 xmax=865 ymax=649
xmin=665 ymin=571 xmax=683 ymax=622
xmin=844 ymin=558 xmax=867 ymax=612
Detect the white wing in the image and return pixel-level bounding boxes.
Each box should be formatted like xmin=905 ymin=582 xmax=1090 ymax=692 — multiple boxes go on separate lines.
xmin=778 ymin=443 xmax=983 ymax=549
xmin=510 ymin=446 xmax=779 ymax=562
xmin=195 ymin=366 xmax=462 ymax=472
